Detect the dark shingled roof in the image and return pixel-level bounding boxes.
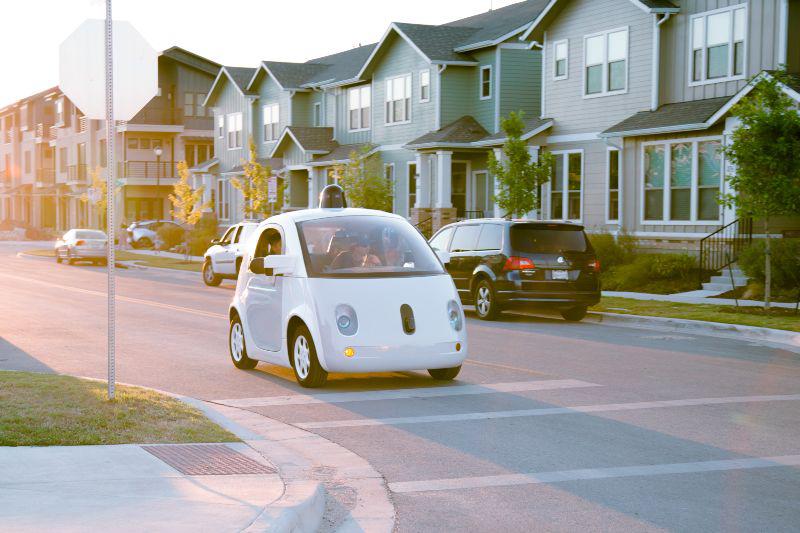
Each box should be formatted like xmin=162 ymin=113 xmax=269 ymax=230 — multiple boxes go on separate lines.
xmin=286 ymin=127 xmax=337 ymax=152
xmin=445 ymin=0 xmax=553 ymax=48
xmin=479 ymin=116 xmax=553 ymax=143
xmin=602 ymin=97 xmax=731 ymax=136
xmin=313 ymin=143 xmax=373 ymax=164
xmin=224 ymin=66 xmax=258 ymax=95
xmin=161 ymin=46 xmax=220 ymax=76
xmin=392 ymin=23 xmax=479 ymax=62
xmin=406 ymin=116 xmax=489 ymax=147
xmin=638 ymin=0 xmax=679 ymax=9
xmin=260 ymin=62 xmax=329 ymax=89
xmin=305 ymin=44 xmax=377 ymax=85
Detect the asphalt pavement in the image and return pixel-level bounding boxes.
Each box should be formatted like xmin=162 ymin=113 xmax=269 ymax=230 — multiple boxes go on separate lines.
xmin=1 ymin=241 xmax=799 ymax=532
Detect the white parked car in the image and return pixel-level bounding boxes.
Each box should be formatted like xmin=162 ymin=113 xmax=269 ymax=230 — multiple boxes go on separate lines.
xmin=127 ymin=220 xmax=183 ymax=249
xmin=55 ymin=229 xmax=108 ymax=265
xmin=227 ymin=186 xmax=467 ymax=388
xmin=202 ymin=221 xmax=259 ymax=286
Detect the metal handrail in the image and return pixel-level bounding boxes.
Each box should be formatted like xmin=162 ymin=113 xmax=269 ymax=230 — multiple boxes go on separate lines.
xmin=461 ymin=210 xmax=485 ymax=220
xmin=698 ymin=217 xmax=753 ymax=288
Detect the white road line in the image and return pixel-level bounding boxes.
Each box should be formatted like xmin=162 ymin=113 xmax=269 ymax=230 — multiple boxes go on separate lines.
xmin=388 ymin=455 xmax=800 ymax=493
xmin=217 ymin=379 xmax=601 ymax=407
xmin=294 ymin=394 xmax=800 ymax=429
xmin=0 ymin=271 xmax=225 ymax=320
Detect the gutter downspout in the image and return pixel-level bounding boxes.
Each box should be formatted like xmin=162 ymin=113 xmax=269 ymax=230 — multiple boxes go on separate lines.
xmin=436 ymin=64 xmax=447 ymax=130
xmin=651 ymin=13 xmax=671 ymax=111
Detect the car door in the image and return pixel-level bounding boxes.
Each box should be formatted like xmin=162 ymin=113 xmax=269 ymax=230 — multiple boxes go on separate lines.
xmin=447 ymin=224 xmax=481 ymax=300
xmin=244 ymin=225 xmax=284 ymax=352
xmin=214 ymin=225 xmax=238 ymax=275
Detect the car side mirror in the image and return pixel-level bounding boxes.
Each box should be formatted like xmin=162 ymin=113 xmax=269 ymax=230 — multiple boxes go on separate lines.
xmin=249 ymin=257 xmax=273 ymax=276
xmin=435 ymin=249 xmax=450 ymax=265
xmin=263 ymin=254 xmax=297 ymax=275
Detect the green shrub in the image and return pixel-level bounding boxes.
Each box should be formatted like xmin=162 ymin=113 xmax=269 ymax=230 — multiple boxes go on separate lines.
xmin=602 ymin=253 xmax=698 ymax=294
xmin=738 ymin=239 xmax=800 ymax=291
xmin=156 ymin=223 xmax=185 ymax=251
xmin=188 ymin=214 xmax=219 ymax=256
xmin=589 ymin=231 xmax=637 ymax=270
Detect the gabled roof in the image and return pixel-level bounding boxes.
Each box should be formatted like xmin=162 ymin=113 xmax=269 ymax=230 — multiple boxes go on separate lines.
xmin=189 ymin=158 xmax=219 ymax=173
xmin=475 ymin=116 xmax=553 ymax=145
xmin=249 ymin=62 xmax=329 ymax=92
xmin=600 ymin=71 xmax=800 ymax=138
xmin=521 ymin=0 xmax=679 ymax=41
xmin=447 ymin=0 xmax=553 ymax=52
xmin=309 ymin=143 xmax=375 ymax=166
xmin=203 ymin=66 xmax=257 ymax=107
xmin=405 ymin=115 xmax=553 ymax=149
xmin=160 ymin=46 xmax=220 ymax=76
xmin=303 ymin=44 xmax=377 ymax=88
xmin=270 ymin=127 xmax=337 ymax=158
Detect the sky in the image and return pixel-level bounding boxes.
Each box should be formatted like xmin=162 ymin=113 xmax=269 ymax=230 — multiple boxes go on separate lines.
xmin=0 ymin=0 xmax=522 ymax=107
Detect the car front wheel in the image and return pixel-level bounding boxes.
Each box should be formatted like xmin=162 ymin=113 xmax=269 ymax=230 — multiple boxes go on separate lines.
xmin=291 ymin=324 xmax=327 ymax=388
xmin=474 ymin=279 xmax=500 ymax=320
xmin=202 ymin=259 xmax=222 ymax=286
xmin=428 ymin=366 xmax=461 ymax=381
xmin=560 ymin=305 xmax=588 ymax=322
xmin=55 ymin=248 xmax=62 ymax=263
xmin=229 ymin=315 xmax=258 ymax=370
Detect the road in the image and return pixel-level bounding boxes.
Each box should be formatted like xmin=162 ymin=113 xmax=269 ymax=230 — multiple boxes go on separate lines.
xmin=1 ymin=241 xmax=799 ymax=532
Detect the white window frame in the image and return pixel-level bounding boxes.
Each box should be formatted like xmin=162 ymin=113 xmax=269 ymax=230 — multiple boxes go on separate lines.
xmin=479 ymin=65 xmax=493 ymax=100
xmin=419 ymin=69 xmax=431 ymax=103
xmin=605 ymin=147 xmax=622 ymax=224
xmin=385 ymin=74 xmax=411 ymax=126
xmin=688 ymin=4 xmax=748 ymax=87
xmin=184 ymin=92 xmax=195 ymax=118
xmin=547 ymin=149 xmax=584 ymax=222
xmin=263 ymin=103 xmax=280 ymax=142
xmin=313 ymin=102 xmax=322 ymax=127
xmin=217 ymin=179 xmax=231 ymax=221
xmin=553 ymin=39 xmax=569 ymax=80
xmin=55 ymin=98 xmax=65 ymax=126
xmin=384 ymin=163 xmax=396 ymax=213
xmin=639 ymin=135 xmax=724 ymax=226
xmin=226 ymin=112 xmax=242 ymax=150
xmin=217 ymin=114 xmax=224 ymax=138
xmin=348 ymin=85 xmax=371 ymax=131
xmin=582 ymin=26 xmax=629 ymax=99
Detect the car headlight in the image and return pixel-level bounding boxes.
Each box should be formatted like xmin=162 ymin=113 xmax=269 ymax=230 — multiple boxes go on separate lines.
xmin=335 ymin=304 xmax=358 ymax=336
xmin=447 ymin=299 xmax=463 ymax=331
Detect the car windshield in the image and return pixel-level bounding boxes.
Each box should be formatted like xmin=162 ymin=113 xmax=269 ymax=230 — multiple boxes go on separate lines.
xmin=510 ymin=225 xmax=589 ymax=253
xmin=75 ymin=230 xmax=107 ymax=240
xmin=296 ymin=215 xmax=444 ymax=278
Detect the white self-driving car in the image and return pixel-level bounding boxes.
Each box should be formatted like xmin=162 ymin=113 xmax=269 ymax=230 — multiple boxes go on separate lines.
xmin=202 ymin=221 xmax=258 ymax=286
xmin=228 ymin=187 xmax=467 ymax=387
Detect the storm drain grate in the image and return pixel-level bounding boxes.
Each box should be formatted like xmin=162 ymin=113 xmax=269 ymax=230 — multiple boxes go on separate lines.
xmin=142 ymin=444 xmax=275 ymax=476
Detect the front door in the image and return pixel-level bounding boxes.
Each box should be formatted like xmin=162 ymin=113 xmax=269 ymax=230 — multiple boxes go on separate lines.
xmin=471 ymin=170 xmax=492 ymax=218
xmin=214 ymin=225 xmax=238 ymax=275
xmin=244 ymin=226 xmax=284 ymax=352
xmin=451 ymin=162 xmax=468 ymax=218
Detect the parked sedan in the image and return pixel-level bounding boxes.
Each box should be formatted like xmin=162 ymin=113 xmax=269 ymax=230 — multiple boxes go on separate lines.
xmin=202 ymin=221 xmax=258 ymax=286
xmin=429 ymin=219 xmax=601 ymax=321
xmin=55 ymin=229 xmax=108 ymax=265
xmin=127 ymin=220 xmax=182 ymax=249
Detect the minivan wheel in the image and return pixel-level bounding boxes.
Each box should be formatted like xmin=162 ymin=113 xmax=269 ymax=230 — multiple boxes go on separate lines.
xmin=55 ymin=249 xmax=62 ymax=264
xmin=428 ymin=366 xmax=461 ymax=381
xmin=138 ymin=237 xmax=153 ymax=249
xmin=474 ymin=279 xmax=500 ymax=320
xmin=290 ymin=324 xmax=327 ymax=388
xmin=202 ymin=259 xmax=222 ymax=286
xmin=229 ymin=315 xmax=258 ymax=370
xmin=561 ymin=305 xmax=588 ymax=322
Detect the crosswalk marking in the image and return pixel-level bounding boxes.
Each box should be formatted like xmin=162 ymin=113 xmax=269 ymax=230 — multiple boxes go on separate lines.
xmin=388 ymin=455 xmax=800 ymax=493
xmin=216 ymin=379 xmax=600 ymax=407
xmin=293 ymin=393 xmax=800 ymax=429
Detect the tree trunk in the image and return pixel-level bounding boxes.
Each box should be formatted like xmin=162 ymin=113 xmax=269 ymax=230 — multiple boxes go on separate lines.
xmin=184 ymin=228 xmax=190 ymax=263
xmin=764 ymin=217 xmax=771 ymax=311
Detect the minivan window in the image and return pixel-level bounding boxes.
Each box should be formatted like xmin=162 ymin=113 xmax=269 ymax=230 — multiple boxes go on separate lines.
xmin=510 ymin=225 xmax=589 ymax=253
xmin=450 ymin=225 xmax=480 ymax=252
xmin=429 ymin=227 xmax=453 ymax=251
xmin=475 ymin=224 xmax=503 ymax=251
xmin=75 ymin=230 xmax=107 ymax=240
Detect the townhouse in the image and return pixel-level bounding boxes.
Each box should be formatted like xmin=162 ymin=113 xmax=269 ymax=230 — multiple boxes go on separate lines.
xmin=0 ymin=46 xmax=219 ymax=231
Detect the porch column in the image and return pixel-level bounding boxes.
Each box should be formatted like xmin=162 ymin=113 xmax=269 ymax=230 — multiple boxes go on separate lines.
xmin=492 ymin=148 xmax=504 ymax=218
xmin=308 ymin=168 xmax=323 ymax=209
xmin=415 ymin=153 xmax=429 ymax=208
xmin=435 ymin=150 xmax=452 ymax=208
xmin=201 ymin=174 xmax=214 ymax=213
xmin=527 ymin=146 xmax=540 ymax=219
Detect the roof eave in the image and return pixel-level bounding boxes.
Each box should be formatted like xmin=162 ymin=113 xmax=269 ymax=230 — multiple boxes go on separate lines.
xmin=599 ymin=123 xmax=709 ymax=138
xmin=453 ymin=23 xmax=532 ymax=53
xmin=357 ymin=23 xmax=434 ymax=79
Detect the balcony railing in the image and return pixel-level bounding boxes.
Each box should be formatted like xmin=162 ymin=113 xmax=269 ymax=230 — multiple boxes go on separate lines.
xmin=49 ymin=125 xmax=60 ymax=141
xmin=4 ymin=128 xmax=16 ymax=144
xmin=67 ymin=164 xmax=88 ymax=182
xmin=118 ymin=160 xmax=177 ymax=179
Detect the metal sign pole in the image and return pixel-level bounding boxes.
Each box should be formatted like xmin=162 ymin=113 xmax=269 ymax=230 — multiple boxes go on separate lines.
xmin=105 ymin=0 xmax=116 ymax=400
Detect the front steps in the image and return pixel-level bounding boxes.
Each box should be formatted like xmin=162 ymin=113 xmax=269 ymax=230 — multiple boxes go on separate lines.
xmin=702 ymin=266 xmax=749 ymax=292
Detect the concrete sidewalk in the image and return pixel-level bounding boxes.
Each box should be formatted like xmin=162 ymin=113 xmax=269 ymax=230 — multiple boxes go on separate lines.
xmin=0 ymin=442 xmax=283 ymax=533
xmin=604 ymin=290 xmax=798 ymax=309
xmin=126 ymin=248 xmax=204 ymax=262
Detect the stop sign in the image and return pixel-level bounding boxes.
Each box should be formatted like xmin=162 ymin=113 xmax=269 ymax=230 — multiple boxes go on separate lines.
xmin=59 ymin=19 xmax=157 ymax=120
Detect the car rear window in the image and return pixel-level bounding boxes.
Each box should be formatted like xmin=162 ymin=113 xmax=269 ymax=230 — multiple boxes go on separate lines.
xmin=75 ymin=230 xmax=107 ymax=239
xmin=510 ymin=225 xmax=588 ymax=253
xmin=475 ymin=224 xmax=503 ymax=251
xmin=449 ymin=225 xmax=480 ymax=252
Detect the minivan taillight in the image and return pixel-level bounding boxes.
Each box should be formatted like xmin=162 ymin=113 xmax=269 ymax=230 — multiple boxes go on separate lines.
xmin=503 ymin=256 xmax=535 ymax=271
xmin=588 ymin=259 xmax=600 ymax=273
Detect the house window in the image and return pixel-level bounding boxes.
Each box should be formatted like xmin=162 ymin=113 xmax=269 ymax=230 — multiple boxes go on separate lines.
xmin=140 ymin=138 xmax=151 ymax=150
xmin=263 ymin=104 xmax=280 ymax=141
xmin=384 ymin=163 xmax=395 ymax=212
xmin=184 ymin=93 xmax=195 ymax=117
xmin=480 ymin=66 xmax=492 ymax=99
xmin=419 ymin=70 xmax=430 ymax=102
xmin=197 ymin=94 xmax=207 ymax=116
xmin=408 ymin=163 xmax=417 ymax=210
xmin=55 ymin=98 xmax=64 ymax=124
xmin=348 ymin=85 xmax=371 ymax=130
xmin=691 ymin=5 xmax=746 ymax=84
xmin=607 ymin=148 xmax=620 ymax=222
xmin=554 ymin=40 xmax=568 ymax=79
xmin=128 ymin=137 xmax=138 ymax=150
xmin=313 ymin=102 xmax=322 ymax=127
xmin=217 ymin=179 xmax=230 ymax=220
xmin=227 ymin=112 xmax=242 ymax=149
xmin=385 ymin=75 xmax=411 ymax=125
xmin=643 ymin=138 xmax=722 ymax=223
xmin=550 ymin=151 xmax=582 ymax=221
xmin=584 ymin=28 xmax=628 ymax=96
xmin=217 ymin=114 xmax=224 ymax=138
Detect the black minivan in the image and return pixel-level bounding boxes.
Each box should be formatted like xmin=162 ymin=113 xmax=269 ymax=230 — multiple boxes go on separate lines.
xmin=429 ymin=219 xmax=601 ymax=321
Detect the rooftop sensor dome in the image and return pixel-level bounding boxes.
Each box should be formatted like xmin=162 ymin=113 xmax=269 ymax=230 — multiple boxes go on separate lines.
xmin=319 ymin=184 xmax=347 ymax=209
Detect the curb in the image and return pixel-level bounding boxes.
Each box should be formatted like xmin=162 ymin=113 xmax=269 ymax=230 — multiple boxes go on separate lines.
xmin=587 ymin=311 xmax=800 ymax=353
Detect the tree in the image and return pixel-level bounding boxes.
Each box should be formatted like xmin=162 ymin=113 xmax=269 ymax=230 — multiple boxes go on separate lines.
xmin=722 ymin=70 xmax=800 ymax=310
xmin=80 ymin=166 xmax=107 ymax=229
xmin=231 ymin=138 xmax=278 ymax=219
xmin=168 ymin=161 xmax=212 ymax=261
xmin=488 ymin=111 xmax=554 ymax=218
xmin=332 ymin=145 xmax=392 ymax=211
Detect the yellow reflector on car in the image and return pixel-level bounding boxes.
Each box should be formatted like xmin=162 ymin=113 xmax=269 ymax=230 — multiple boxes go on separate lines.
xmin=456 ymin=343 xmax=462 ymax=352
xmin=344 ymin=347 xmax=355 ymax=358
